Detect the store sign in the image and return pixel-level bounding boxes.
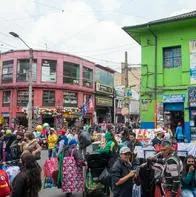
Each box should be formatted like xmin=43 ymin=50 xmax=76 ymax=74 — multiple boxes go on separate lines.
xmin=96 ymin=96 xmax=113 ymax=107
xmin=189 ymin=40 xmax=196 ymax=84
xmin=163 ymin=94 xmax=185 ymax=103
xmin=115 ymin=86 xmax=125 ymax=98
xmin=125 ymin=88 xmax=132 ymax=98
xmin=96 ymin=83 xmax=113 ymax=95
xmin=64 ymin=92 xmax=78 ymax=107
xmin=188 ymin=87 xmax=196 ymax=107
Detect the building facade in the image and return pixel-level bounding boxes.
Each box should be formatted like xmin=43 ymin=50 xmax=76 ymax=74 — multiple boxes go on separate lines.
xmin=113 ymin=65 xmax=140 ymax=124
xmin=123 ymin=10 xmax=196 ymax=142
xmin=95 ymin=64 xmax=115 ymax=124
xmin=0 ymin=50 xmax=96 ymax=128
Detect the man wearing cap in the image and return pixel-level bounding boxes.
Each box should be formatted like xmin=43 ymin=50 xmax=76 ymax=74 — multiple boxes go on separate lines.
xmin=111 ymin=146 xmax=136 ymax=197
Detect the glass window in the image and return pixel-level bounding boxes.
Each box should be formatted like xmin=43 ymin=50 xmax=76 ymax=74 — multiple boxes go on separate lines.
xmin=17 ymin=59 xmax=37 ymax=82
xmin=163 ymin=46 xmax=182 ymax=68
xmin=63 ymin=62 xmax=79 ymax=84
xmin=2 ymin=60 xmax=13 ymax=83
xmin=17 ymin=90 xmax=34 ymax=107
xmin=43 ymin=90 xmax=55 ymax=106
xmin=96 ymin=67 xmax=113 ymax=87
xmin=83 ymin=67 xmax=93 ymax=87
xmin=64 ymin=92 xmax=78 ymax=107
xmin=42 ymin=60 xmax=57 ymax=82
xmin=3 ymin=91 xmax=11 ymax=106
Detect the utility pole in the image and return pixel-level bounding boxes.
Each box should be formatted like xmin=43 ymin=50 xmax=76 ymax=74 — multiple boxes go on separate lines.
xmin=28 ymin=48 xmax=33 ymax=131
xmin=125 ymin=51 xmax=128 ymax=88
xmin=124 ymin=51 xmax=129 ymax=122
xmin=9 ymin=32 xmax=33 ymax=131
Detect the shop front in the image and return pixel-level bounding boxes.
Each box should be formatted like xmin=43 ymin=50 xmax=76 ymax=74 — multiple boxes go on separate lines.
xmin=189 ymin=87 xmax=196 ymax=141
xmin=163 ymin=94 xmax=185 ymax=135
xmin=39 ymin=107 xmax=79 ymax=128
xmin=95 ymin=82 xmax=114 ymax=123
xmin=96 ymin=96 xmax=113 ymax=123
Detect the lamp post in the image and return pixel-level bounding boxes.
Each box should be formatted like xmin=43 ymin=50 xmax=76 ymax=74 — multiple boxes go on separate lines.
xmin=9 ymin=32 xmax=33 ymax=131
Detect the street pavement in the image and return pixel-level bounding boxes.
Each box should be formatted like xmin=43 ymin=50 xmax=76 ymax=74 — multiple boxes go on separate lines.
xmin=39 ymin=150 xmax=83 ymax=197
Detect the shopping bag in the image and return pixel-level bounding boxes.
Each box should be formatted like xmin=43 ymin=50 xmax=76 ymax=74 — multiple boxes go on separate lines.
xmin=44 ymin=158 xmax=58 ymax=177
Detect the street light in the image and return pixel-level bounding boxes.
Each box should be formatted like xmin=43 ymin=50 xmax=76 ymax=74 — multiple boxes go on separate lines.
xmin=9 ymin=32 xmax=33 ymax=131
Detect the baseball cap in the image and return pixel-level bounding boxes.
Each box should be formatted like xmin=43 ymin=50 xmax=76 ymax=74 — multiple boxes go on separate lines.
xmin=161 ymin=140 xmax=172 ymax=147
xmin=120 ymin=146 xmax=131 ymax=154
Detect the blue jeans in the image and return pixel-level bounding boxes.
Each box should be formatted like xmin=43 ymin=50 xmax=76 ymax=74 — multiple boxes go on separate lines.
xmin=182 ymin=189 xmax=196 ymax=197
xmin=48 ymin=148 xmax=56 ymax=159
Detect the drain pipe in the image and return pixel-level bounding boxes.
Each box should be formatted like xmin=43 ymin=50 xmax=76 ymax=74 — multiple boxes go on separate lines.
xmin=147 ymin=25 xmax=158 ymax=128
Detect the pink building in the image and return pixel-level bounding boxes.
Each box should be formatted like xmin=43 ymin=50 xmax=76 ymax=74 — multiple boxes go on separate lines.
xmin=0 ymin=50 xmax=96 ymax=128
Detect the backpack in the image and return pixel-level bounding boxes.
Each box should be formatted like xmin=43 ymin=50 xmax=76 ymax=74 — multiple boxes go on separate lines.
xmin=10 ymin=141 xmax=21 ymax=160
xmin=0 ymin=170 xmax=11 ymax=197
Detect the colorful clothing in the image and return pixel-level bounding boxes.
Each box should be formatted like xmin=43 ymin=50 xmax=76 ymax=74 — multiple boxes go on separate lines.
xmin=48 ymin=133 xmax=58 ymax=150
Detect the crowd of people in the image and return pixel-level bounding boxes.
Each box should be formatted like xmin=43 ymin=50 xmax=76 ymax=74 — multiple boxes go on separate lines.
xmin=0 ymin=122 xmax=195 ymax=197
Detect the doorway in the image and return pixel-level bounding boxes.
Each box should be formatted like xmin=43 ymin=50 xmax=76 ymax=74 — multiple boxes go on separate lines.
xmin=42 ymin=115 xmax=55 ymax=128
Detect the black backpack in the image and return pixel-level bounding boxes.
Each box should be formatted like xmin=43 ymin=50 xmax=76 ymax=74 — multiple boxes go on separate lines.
xmin=10 ymin=141 xmax=21 ymax=160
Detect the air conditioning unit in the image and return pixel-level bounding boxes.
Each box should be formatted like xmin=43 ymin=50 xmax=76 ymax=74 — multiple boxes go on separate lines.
xmin=73 ymin=80 xmax=79 ymax=84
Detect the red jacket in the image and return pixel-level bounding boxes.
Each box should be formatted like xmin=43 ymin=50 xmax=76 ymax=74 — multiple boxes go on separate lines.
xmin=0 ymin=170 xmax=10 ymax=197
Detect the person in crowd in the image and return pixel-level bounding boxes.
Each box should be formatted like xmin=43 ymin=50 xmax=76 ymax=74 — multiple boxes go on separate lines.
xmin=164 ymin=125 xmax=173 ymax=140
xmin=97 ymin=128 xmax=118 ymax=154
xmin=120 ymin=129 xmax=130 ymax=148
xmin=57 ymin=131 xmax=68 ymax=156
xmin=4 ymin=129 xmax=16 ymax=161
xmin=152 ymin=130 xmax=164 ymax=147
xmin=9 ymin=131 xmax=24 ymax=160
xmin=175 ymin=122 xmax=184 ymax=142
xmin=111 ymin=146 xmax=136 ymax=197
xmin=151 ymin=140 xmax=183 ymax=197
xmin=21 ymin=132 xmax=42 ymax=160
xmin=62 ymin=139 xmax=85 ymax=197
xmin=127 ymin=132 xmax=143 ymax=152
xmin=47 ymin=128 xmax=58 ymax=159
xmin=11 ymin=152 xmax=42 ymax=197
xmin=78 ymin=126 xmax=92 ymax=157
xmin=181 ymin=155 xmax=196 ymax=197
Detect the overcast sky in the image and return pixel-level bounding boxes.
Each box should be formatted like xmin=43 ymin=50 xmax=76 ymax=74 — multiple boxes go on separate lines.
xmin=0 ymin=0 xmax=196 ymax=71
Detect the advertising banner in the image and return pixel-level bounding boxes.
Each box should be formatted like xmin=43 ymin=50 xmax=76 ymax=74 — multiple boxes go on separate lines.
xmin=190 ymin=40 xmax=196 ymax=84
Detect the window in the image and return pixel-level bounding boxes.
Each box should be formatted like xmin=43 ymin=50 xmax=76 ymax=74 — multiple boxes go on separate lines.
xmin=64 ymin=92 xmax=78 ymax=107
xmin=163 ymin=46 xmax=182 ymax=68
xmin=63 ymin=62 xmax=79 ymax=84
xmin=17 ymin=90 xmax=34 ymax=106
xmin=96 ymin=67 xmax=113 ymax=87
xmin=43 ymin=90 xmax=55 ymax=106
xmin=17 ymin=59 xmax=37 ymax=82
xmin=83 ymin=67 xmax=93 ymax=87
xmin=42 ymin=60 xmax=57 ymax=82
xmin=3 ymin=91 xmax=11 ymax=106
xmin=2 ymin=60 xmax=13 ymax=83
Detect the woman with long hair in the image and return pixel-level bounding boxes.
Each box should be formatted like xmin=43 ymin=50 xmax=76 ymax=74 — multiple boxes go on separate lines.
xmin=11 ymin=152 xmax=42 ymax=197
xmin=181 ymin=155 xmax=196 ymax=197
